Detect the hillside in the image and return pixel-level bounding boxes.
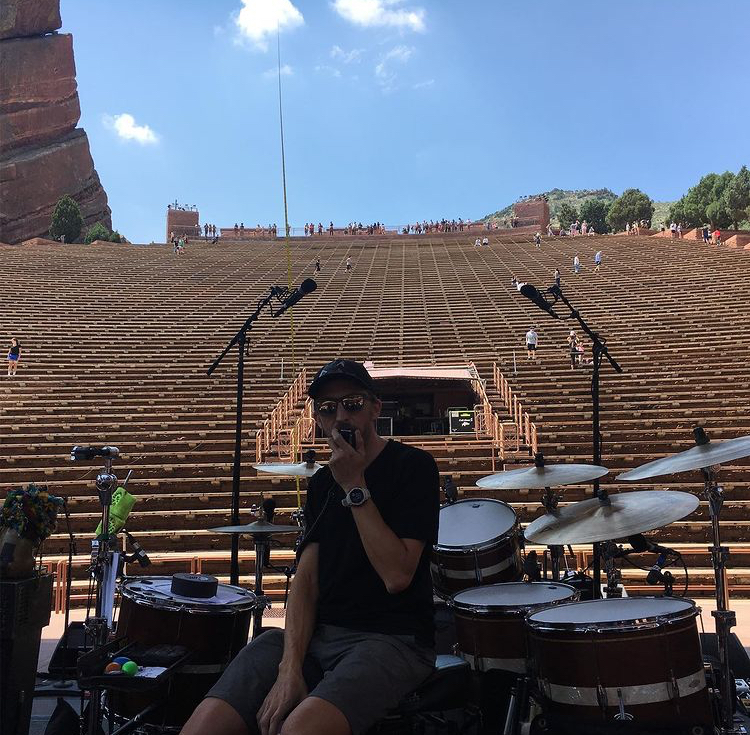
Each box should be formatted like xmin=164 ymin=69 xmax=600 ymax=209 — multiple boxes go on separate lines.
xmin=483 ymin=189 xmax=675 ymax=227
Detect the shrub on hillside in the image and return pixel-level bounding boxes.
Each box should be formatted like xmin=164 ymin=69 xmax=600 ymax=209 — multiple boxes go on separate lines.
xmin=579 ymin=199 xmax=610 ymax=233
xmin=49 ymin=195 xmax=83 ymax=243
xmin=84 ymin=222 xmax=111 ymax=244
xmin=556 ymin=203 xmax=579 ymax=230
xmin=606 ymin=189 xmax=654 ymax=232
xmin=668 ymin=170 xmax=741 ymax=229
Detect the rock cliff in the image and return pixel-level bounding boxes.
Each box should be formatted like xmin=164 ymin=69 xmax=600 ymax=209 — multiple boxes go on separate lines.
xmin=0 ymin=0 xmax=110 ymax=243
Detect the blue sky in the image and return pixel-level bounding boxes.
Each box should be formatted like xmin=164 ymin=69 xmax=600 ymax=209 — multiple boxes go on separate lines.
xmin=62 ymin=0 xmax=750 ymax=243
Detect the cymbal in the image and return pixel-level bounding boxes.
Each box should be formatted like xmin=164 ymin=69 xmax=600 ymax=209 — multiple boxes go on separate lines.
xmin=617 ymin=435 xmax=750 ymax=481
xmin=524 ymin=490 xmax=699 ymax=545
xmin=477 ymin=463 xmax=609 ymax=490
xmin=253 ymin=462 xmax=323 ymax=477
xmin=209 ymin=520 xmax=301 ymax=535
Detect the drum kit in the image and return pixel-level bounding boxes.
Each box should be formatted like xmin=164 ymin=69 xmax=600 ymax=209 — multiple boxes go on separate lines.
xmin=433 ymin=428 xmax=750 ymax=734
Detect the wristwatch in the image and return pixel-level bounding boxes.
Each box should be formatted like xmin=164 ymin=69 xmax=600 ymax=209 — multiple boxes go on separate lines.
xmin=342 ymin=486 xmax=371 ymax=508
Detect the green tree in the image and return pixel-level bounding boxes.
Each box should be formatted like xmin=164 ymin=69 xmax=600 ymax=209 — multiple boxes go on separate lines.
xmin=579 ymin=199 xmax=610 ymax=234
xmin=49 ymin=195 xmax=83 ymax=243
xmin=557 ymin=202 xmax=579 ymax=230
xmin=668 ymin=171 xmax=735 ymax=228
xmin=605 ymin=189 xmax=654 ymax=232
xmin=722 ymin=165 xmax=750 ymax=229
xmin=110 ymin=230 xmax=122 ymax=243
xmin=84 ymin=222 xmax=111 ymax=244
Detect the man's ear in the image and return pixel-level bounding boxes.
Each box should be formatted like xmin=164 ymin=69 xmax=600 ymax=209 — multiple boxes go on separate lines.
xmin=371 ymin=397 xmax=382 ymax=420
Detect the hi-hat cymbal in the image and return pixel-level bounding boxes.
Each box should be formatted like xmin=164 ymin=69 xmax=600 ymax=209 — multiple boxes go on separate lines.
xmin=253 ymin=462 xmax=323 ymax=477
xmin=524 ymin=490 xmax=699 ymax=545
xmin=617 ymin=435 xmax=750 ymax=481
xmin=477 ymin=463 xmax=609 ymax=490
xmin=209 ymin=520 xmax=301 ymax=535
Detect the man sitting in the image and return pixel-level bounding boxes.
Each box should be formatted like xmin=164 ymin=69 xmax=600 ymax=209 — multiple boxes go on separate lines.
xmin=182 ymin=359 xmax=439 ymax=735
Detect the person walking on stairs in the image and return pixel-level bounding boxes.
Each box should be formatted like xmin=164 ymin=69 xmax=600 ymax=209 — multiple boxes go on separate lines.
xmin=594 ymin=250 xmax=602 ymax=273
xmin=525 ymin=327 xmax=538 ymax=360
xmin=573 ymin=254 xmax=581 ymax=274
xmin=534 ymin=232 xmax=542 ymax=248
xmin=315 ymin=257 xmax=321 ymax=273
xmin=7 ymin=337 xmax=20 ymax=377
xmin=346 ymin=256 xmax=353 ymax=272
xmin=554 ymin=268 xmax=561 ymax=288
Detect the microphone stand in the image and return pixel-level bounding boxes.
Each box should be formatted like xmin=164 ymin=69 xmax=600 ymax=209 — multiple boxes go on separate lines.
xmin=525 ymin=285 xmax=623 ymax=598
xmin=207 ymin=287 xmax=292 ymax=586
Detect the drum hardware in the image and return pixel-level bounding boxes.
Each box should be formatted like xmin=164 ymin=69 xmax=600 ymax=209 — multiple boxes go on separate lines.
xmin=209 ymin=500 xmax=302 ymax=637
xmin=602 ymin=542 xmax=623 ymax=599
xmin=617 ymin=428 xmax=750 ymax=735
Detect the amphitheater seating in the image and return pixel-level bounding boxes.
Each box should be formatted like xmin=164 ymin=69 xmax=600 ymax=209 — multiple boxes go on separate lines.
xmin=1 ymin=230 xmax=748 ymax=607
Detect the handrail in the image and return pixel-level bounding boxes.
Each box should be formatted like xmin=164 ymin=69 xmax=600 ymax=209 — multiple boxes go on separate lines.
xmin=493 ymin=362 xmax=538 ymax=455
xmin=255 ymin=368 xmax=308 ymax=462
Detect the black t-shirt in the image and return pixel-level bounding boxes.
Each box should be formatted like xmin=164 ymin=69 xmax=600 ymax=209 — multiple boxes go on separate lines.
xmin=300 ymin=439 xmax=440 ymax=646
xmin=9 ymin=343 xmax=20 ymax=357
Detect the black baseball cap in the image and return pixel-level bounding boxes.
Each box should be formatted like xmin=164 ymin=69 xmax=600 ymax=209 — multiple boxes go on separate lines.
xmin=308 ymin=359 xmax=377 ymax=399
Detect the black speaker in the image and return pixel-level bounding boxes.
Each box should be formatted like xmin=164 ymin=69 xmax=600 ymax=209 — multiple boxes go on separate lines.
xmin=0 ymin=574 xmax=54 ymax=735
xmin=700 ymin=632 xmax=750 ymax=679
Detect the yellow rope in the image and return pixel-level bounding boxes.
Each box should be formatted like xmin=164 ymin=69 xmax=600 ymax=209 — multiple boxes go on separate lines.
xmin=276 ymin=28 xmax=301 ymax=508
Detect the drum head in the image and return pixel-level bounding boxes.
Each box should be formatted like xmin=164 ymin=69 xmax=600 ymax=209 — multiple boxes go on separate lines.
xmin=437 ymin=499 xmax=516 ymax=549
xmin=121 ymin=576 xmax=256 ymax=612
xmin=527 ymin=597 xmax=695 ymax=628
xmin=453 ymin=582 xmax=576 ymax=612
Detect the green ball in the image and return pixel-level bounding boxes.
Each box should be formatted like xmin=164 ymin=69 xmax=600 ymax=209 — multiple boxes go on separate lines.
xmin=121 ymin=661 xmax=139 ymax=676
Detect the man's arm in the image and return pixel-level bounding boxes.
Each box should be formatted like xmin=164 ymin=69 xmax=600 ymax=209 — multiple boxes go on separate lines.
xmin=349 ymin=503 xmax=424 ymax=595
xmin=257 ymin=543 xmax=319 ymax=735
xmin=278 ymin=542 xmax=319 ymax=673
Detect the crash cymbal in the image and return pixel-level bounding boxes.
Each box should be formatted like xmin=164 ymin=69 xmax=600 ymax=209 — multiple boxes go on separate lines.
xmin=617 ymin=435 xmax=750 ymax=481
xmin=209 ymin=520 xmax=301 ymax=535
xmin=477 ymin=463 xmax=609 ymax=490
xmin=524 ymin=490 xmax=699 ymax=545
xmin=253 ymin=462 xmax=323 ymax=477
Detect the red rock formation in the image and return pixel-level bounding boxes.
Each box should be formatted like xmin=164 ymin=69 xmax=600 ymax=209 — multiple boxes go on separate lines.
xmin=1 ymin=130 xmax=110 ymax=244
xmin=0 ymin=34 xmax=80 ymax=154
xmin=0 ymin=0 xmax=61 ymax=40
xmin=0 ymin=0 xmax=110 ymax=244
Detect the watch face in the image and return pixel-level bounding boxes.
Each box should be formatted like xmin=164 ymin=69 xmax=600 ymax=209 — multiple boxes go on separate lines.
xmin=350 ymin=488 xmax=365 ymax=504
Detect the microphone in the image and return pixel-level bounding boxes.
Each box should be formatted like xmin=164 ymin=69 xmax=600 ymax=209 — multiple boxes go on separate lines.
xmin=262 ymin=497 xmax=276 ymax=524
xmin=646 ymin=552 xmax=669 ymax=585
xmin=273 ymin=279 xmax=317 ymax=317
xmin=443 ymin=478 xmax=458 ymax=505
xmin=519 ymin=284 xmax=560 ymax=319
xmin=70 ymin=445 xmax=120 ymax=461
xmin=629 ymin=533 xmax=674 ymax=556
xmin=124 ymin=531 xmax=151 ymax=567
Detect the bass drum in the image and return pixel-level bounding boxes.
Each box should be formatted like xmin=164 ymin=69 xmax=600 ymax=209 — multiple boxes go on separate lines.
xmin=526 ymin=597 xmax=714 ymax=732
xmin=109 ymin=576 xmax=256 ymax=731
xmin=431 ymin=498 xmax=522 ymax=598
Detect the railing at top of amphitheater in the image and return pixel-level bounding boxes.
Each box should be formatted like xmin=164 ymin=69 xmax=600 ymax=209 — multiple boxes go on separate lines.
xmin=219 ymin=222 xmax=498 ymax=239
xmin=492 ymin=362 xmax=538 ymax=456
xmin=255 ymin=368 xmax=308 ymax=463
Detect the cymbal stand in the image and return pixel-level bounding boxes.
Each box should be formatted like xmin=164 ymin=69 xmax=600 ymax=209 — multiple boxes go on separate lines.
xmin=540 ymin=486 xmax=562 ymax=581
xmin=86 ymin=460 xmax=120 ymax=735
xmin=602 ymin=542 xmax=622 ymax=598
xmin=703 ymin=464 xmax=738 ymax=734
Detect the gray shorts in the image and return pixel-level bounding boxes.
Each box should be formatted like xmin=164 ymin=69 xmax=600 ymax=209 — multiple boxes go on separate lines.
xmin=206 ymin=624 xmax=436 ymax=735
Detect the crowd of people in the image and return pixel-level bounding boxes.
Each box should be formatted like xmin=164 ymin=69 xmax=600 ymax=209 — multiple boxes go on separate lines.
xmin=545 ymin=220 xmax=599 ymax=237
xmin=626 ymin=220 xmax=651 ymax=235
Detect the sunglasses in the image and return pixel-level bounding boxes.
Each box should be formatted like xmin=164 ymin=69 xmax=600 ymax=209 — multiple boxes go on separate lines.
xmin=315 ymin=393 xmax=370 ymax=416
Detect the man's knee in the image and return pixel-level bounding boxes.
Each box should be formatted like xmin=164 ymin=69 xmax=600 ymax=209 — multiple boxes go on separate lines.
xmin=280 ymin=696 xmax=351 ymax=735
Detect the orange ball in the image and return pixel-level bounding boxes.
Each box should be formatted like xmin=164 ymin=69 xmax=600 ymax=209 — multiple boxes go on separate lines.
xmin=105 ymin=662 xmax=121 ymax=674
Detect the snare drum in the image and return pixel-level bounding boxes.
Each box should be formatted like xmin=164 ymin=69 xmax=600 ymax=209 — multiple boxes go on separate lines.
xmin=109 ymin=576 xmax=256 ymax=730
xmin=431 ymin=498 xmax=522 ymax=597
xmin=526 ymin=597 xmax=713 ymax=729
xmin=453 ymin=582 xmax=577 ymax=674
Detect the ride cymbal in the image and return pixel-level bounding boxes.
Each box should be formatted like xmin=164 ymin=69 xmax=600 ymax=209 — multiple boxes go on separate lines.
xmin=477 ymin=463 xmax=609 ymax=490
xmin=524 ymin=490 xmax=699 ymax=545
xmin=617 ymin=435 xmax=750 ymax=481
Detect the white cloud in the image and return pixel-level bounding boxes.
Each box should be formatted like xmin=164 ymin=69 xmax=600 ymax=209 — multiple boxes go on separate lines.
xmin=263 ymin=64 xmax=293 ymax=79
xmin=315 ymin=64 xmax=342 ymax=78
xmin=374 ymin=45 xmax=414 ymax=90
xmin=330 ymin=45 xmax=363 ymax=63
xmin=332 ymin=0 xmax=425 ymax=32
xmin=235 ymin=0 xmax=304 ymax=51
xmin=413 ymin=78 xmax=434 ymax=89
xmin=102 ymin=113 xmax=158 ymax=145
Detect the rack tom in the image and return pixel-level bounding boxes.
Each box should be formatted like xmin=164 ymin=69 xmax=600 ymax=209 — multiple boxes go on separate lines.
xmin=526 ymin=597 xmax=713 ymax=730
xmin=431 ymin=498 xmax=522 ymax=598
xmin=452 ymin=582 xmax=577 ymax=674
